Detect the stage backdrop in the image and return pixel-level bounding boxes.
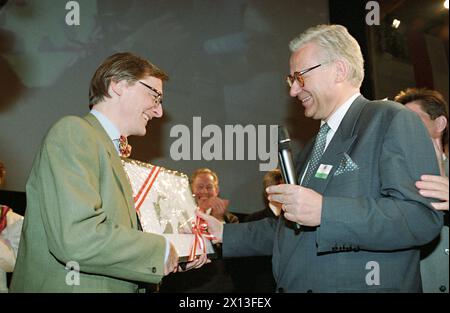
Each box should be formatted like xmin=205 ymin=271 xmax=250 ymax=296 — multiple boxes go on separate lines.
xmin=0 ymin=0 xmax=328 ymax=214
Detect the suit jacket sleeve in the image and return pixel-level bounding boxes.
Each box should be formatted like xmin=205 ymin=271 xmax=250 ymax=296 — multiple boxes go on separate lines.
xmin=33 ymin=116 xmax=166 ymax=283
xmin=317 ymin=109 xmax=443 ymax=253
xmin=223 ymin=217 xmax=277 ymax=257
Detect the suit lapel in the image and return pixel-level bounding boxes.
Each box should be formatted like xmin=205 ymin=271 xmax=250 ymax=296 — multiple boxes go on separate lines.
xmin=304 ymin=96 xmax=367 ymax=193
xmin=83 ymin=114 xmax=137 ymax=229
xmin=295 ymin=140 xmax=314 ymax=184
xmin=306 ymin=133 xmax=357 ymax=193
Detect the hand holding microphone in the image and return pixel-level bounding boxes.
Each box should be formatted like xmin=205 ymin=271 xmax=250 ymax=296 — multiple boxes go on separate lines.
xmin=276 ymin=126 xmax=301 ymax=229
xmin=266 ymin=126 xmax=324 ymax=229
xmin=277 ymin=126 xmax=297 ymax=185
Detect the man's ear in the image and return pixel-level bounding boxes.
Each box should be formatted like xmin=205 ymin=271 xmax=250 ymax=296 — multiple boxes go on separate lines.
xmin=334 ymin=59 xmax=348 ymax=83
xmin=215 ymin=184 xmax=220 ymax=197
xmin=110 ymin=80 xmax=125 ymax=97
xmin=434 ymin=115 xmax=448 ymax=135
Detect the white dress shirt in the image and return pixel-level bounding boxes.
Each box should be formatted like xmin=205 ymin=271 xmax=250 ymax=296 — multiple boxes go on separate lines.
xmin=90 ymin=109 xmax=121 ymax=155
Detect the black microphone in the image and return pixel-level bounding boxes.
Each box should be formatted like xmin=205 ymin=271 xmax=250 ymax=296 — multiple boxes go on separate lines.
xmin=277 ymin=126 xmax=301 ymax=230
xmin=278 ymin=126 xmax=296 ymax=185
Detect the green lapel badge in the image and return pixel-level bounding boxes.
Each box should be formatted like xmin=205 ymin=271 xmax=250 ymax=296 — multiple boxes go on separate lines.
xmin=315 ymin=164 xmax=333 ymax=179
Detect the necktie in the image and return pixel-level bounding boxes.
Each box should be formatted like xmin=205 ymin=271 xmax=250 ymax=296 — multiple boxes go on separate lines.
xmin=302 ymin=123 xmax=331 ymax=185
xmin=119 ymin=135 xmax=132 ymax=158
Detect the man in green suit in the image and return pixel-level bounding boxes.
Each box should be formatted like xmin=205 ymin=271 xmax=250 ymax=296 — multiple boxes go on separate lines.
xmin=10 ymin=52 xmax=207 ymax=292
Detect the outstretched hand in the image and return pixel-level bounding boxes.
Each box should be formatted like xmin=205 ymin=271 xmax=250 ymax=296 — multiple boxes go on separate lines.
xmin=164 ymin=242 xmax=179 ymax=275
xmin=178 ymin=253 xmax=211 ymax=272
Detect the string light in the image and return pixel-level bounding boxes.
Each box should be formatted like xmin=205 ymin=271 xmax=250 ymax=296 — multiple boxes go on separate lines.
xmin=392 ymin=19 xmax=401 ymax=29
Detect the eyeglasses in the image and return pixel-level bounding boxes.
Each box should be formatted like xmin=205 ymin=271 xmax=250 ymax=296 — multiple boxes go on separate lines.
xmin=139 ymin=81 xmax=163 ymax=106
xmin=286 ymin=64 xmax=322 ymax=88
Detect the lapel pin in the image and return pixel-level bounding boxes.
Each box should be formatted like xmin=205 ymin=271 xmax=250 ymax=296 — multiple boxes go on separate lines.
xmin=315 ymin=164 xmax=333 ymax=179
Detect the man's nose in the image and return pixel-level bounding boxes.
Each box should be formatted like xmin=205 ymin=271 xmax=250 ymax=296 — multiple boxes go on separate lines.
xmin=152 ymin=104 xmax=163 ymax=118
xmin=289 ymin=81 xmax=302 ymax=98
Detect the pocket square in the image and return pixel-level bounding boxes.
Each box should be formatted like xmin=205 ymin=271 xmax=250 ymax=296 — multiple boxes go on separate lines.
xmin=334 ymin=153 xmax=359 ymax=176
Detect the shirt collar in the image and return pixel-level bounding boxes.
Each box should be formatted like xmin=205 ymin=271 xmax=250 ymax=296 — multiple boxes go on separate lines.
xmin=321 ymin=92 xmax=360 ymax=133
xmin=89 ymin=109 xmax=121 ymax=142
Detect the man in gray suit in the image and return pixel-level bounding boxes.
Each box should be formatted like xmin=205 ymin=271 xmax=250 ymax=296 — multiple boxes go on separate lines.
xmin=198 ymin=24 xmax=443 ymax=292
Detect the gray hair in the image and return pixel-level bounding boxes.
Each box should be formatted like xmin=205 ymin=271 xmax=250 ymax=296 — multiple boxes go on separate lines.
xmin=289 ymin=24 xmax=364 ymax=88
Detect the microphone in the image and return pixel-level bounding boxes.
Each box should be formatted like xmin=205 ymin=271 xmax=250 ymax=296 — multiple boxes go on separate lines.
xmin=277 ymin=126 xmax=301 ymax=231
xmin=278 ymin=126 xmax=296 ymax=185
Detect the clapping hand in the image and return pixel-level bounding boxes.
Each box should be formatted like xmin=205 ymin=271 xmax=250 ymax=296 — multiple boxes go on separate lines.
xmin=197 ymin=197 xmax=229 ymax=221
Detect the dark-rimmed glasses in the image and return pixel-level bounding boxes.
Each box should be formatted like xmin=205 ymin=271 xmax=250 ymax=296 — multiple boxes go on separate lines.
xmin=139 ymin=81 xmax=163 ymax=106
xmin=286 ymin=64 xmax=322 ymax=88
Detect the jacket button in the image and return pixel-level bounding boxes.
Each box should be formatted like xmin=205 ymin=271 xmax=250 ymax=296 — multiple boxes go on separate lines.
xmin=278 ymin=287 xmax=285 ymax=293
xmin=152 ymin=267 xmax=157 ymax=273
xmin=439 ymin=285 xmax=447 ymax=292
xmin=307 ymin=289 xmax=313 ymax=293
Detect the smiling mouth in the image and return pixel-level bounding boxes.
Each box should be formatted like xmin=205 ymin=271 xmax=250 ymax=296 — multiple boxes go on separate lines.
xmin=300 ymin=95 xmax=312 ymax=104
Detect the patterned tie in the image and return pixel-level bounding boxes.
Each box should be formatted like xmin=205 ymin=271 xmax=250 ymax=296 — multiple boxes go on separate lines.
xmin=119 ymin=135 xmax=132 ymax=158
xmin=302 ymin=123 xmax=331 ymax=185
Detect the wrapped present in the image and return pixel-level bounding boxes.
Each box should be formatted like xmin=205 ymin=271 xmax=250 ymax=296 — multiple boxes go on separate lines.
xmin=122 ymin=159 xmax=215 ymax=262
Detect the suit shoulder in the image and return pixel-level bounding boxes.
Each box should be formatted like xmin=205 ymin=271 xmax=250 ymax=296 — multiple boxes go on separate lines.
xmin=45 ymin=115 xmax=95 ymax=146
xmin=50 ymin=115 xmax=91 ymax=132
xmin=361 ymin=99 xmax=417 ymax=123
xmin=364 ymin=99 xmax=405 ymax=114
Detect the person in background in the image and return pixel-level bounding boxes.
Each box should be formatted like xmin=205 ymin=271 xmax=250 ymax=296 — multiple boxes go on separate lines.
xmin=0 ymin=161 xmax=23 ymax=293
xmin=395 ymin=88 xmax=448 ymax=211
xmin=395 ymin=87 xmax=449 ymax=293
xmin=10 ymin=52 xmax=206 ymax=293
xmin=159 ymin=168 xmax=238 ymax=292
xmin=245 ymin=169 xmax=284 ymax=222
xmin=191 ymin=168 xmax=239 ymax=223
